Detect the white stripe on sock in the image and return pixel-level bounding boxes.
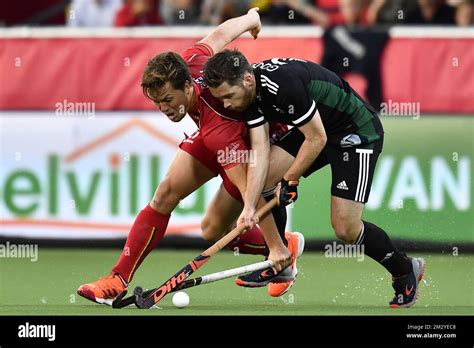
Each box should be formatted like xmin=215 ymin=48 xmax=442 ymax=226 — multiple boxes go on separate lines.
xmin=355 ymin=222 xmax=365 ymax=245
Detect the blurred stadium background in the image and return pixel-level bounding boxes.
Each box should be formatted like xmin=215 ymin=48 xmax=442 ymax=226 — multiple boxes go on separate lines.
xmin=0 ymin=0 xmax=473 ymax=316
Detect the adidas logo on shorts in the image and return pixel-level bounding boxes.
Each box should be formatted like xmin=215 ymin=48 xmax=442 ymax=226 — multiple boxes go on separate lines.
xmin=337 ymin=181 xmax=349 ymax=190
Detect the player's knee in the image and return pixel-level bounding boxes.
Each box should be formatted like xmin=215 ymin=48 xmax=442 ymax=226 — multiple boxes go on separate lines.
xmin=200 ymin=218 xmax=213 ymax=241
xmin=150 ymin=179 xmax=180 ymax=213
xmin=201 ymin=218 xmax=224 ymax=242
xmin=331 ymin=217 xmax=360 ymax=244
xmin=264 ymin=171 xmax=280 ymax=189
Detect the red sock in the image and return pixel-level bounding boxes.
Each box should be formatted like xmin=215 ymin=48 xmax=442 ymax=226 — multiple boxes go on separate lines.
xmin=226 ymin=225 xmax=269 ymax=256
xmin=112 ymin=204 xmax=170 ymax=283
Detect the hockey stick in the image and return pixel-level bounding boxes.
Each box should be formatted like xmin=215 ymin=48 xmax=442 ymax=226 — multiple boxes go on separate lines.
xmin=111 ymin=259 xmax=273 ymax=309
xmin=132 ymin=197 xmax=277 ymax=309
xmin=174 ymin=259 xmax=273 ymax=290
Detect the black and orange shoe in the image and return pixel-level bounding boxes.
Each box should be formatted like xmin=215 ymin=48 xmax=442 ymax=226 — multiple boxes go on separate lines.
xmin=389 ymin=257 xmax=426 ymax=308
xmin=267 ymin=232 xmax=305 ymax=297
xmin=235 ymin=267 xmax=283 ymax=288
xmin=77 ymin=274 xmax=127 ymax=306
xmin=235 ymin=232 xmax=305 ymax=289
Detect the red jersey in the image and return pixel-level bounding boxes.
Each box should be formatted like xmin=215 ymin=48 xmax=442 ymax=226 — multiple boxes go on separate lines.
xmin=180 ymin=43 xmax=250 ymax=169
xmin=180 ymin=43 xmax=288 ymax=171
xmin=176 ymin=43 xmax=288 ymax=201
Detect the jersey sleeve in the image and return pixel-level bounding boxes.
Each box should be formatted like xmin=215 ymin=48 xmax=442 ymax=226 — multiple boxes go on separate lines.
xmin=275 ymin=76 xmax=316 ymax=128
xmin=180 ymin=43 xmax=214 ymax=78
xmin=245 ymin=104 xmax=267 ymax=129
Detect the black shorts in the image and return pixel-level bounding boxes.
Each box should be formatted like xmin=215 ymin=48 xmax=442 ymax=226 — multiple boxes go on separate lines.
xmin=274 ymin=117 xmax=384 ymax=203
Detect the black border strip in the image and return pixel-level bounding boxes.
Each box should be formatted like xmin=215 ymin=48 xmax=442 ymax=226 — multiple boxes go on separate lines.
xmin=0 ymin=315 xmax=472 ymax=346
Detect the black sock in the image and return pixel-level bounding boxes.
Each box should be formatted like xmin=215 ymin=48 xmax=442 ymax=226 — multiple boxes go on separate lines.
xmin=355 ymin=221 xmax=413 ymax=277
xmin=262 ymin=186 xmax=287 ymax=246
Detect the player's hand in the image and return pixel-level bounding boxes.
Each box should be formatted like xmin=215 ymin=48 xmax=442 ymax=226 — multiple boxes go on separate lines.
xmin=268 ymin=246 xmax=292 ymax=272
xmin=238 ymin=205 xmax=259 ymax=230
xmin=276 ymin=178 xmax=299 ymax=206
xmin=247 ymin=7 xmax=261 ymax=39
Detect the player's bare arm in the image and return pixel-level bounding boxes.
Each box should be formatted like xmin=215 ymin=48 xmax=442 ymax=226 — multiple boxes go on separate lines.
xmin=199 ymin=7 xmax=261 ymax=55
xmin=276 ymin=110 xmax=326 ymax=205
xmin=238 ymin=123 xmax=270 ymax=229
xmin=284 ymin=110 xmax=326 ymax=181
xmin=225 ymin=162 xmax=291 ymax=272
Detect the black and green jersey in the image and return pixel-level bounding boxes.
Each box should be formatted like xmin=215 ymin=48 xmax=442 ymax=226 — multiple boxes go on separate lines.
xmin=246 ymin=58 xmax=383 ymax=144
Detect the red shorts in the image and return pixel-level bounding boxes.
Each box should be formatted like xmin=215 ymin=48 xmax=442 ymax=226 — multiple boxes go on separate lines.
xmin=179 ymin=122 xmax=289 ymax=203
xmin=179 ymin=130 xmax=243 ymax=202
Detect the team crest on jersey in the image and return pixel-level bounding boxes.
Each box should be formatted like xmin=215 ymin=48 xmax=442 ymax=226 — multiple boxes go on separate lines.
xmin=193 ymin=76 xmax=205 ymax=86
xmin=217 ymin=142 xmax=240 ymax=165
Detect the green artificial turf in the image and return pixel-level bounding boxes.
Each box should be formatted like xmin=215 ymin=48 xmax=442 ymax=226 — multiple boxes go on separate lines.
xmin=1 ymin=249 xmax=472 ymax=315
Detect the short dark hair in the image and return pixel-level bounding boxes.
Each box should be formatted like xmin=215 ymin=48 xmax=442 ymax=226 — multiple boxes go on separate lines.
xmin=203 ymin=49 xmax=253 ymax=88
xmin=141 ymin=52 xmax=192 ymax=102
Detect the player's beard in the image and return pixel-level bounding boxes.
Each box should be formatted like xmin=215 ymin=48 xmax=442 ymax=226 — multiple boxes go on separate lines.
xmin=236 ymin=87 xmax=254 ymax=112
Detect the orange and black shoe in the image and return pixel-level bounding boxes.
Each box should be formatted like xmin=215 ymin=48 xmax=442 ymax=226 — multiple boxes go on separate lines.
xmin=77 ymin=274 xmax=127 ymax=306
xmin=267 ymin=232 xmax=305 ymax=297
xmin=235 ymin=232 xmax=305 ymax=290
xmin=389 ymin=257 xmax=426 ymax=308
xmin=235 ymin=267 xmax=283 ymax=288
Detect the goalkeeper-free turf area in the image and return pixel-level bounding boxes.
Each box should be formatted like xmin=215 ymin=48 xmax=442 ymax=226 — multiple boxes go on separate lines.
xmin=0 ymin=248 xmax=472 ymax=315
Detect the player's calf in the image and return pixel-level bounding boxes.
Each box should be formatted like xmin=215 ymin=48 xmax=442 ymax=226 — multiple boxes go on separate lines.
xmin=201 ymin=198 xmax=270 ymax=257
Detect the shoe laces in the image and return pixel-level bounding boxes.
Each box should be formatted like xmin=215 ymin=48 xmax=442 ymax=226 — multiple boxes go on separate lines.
xmin=96 ymin=275 xmax=120 ymax=290
xmin=94 ymin=276 xmax=124 ymax=297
